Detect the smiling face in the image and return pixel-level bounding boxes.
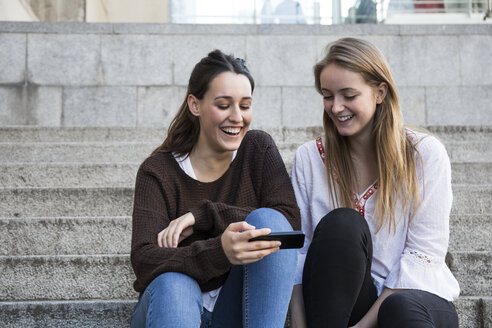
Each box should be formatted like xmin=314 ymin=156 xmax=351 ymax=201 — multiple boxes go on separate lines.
xmin=320 ymin=63 xmax=386 ymax=141
xmin=189 ymin=71 xmax=252 ymax=155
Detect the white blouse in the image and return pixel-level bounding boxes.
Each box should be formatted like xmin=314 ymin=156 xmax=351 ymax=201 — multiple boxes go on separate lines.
xmin=290 ymin=130 xmax=460 ymax=301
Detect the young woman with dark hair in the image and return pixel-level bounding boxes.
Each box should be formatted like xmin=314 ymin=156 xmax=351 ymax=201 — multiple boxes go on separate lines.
xmin=130 ymin=49 xmax=300 ymax=328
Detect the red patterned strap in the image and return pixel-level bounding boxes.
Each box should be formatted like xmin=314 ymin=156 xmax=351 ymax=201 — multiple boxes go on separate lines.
xmin=354 ymin=183 xmax=378 ymax=217
xmin=315 ymin=136 xmax=377 ymax=217
xmin=316 ymin=136 xmax=325 ymax=163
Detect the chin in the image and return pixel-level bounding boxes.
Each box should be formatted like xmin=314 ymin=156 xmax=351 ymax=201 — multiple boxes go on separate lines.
xmin=335 ymin=127 xmax=354 ymax=137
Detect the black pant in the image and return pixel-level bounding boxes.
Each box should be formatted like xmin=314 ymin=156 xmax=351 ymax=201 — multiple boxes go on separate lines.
xmin=302 ymin=208 xmax=458 ymax=328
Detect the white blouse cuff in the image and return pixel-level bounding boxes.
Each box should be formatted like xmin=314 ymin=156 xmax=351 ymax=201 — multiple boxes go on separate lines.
xmin=383 ymin=250 xmax=460 ymax=301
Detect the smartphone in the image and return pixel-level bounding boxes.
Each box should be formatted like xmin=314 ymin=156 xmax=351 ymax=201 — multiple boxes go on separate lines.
xmin=249 ymin=230 xmax=305 ymax=249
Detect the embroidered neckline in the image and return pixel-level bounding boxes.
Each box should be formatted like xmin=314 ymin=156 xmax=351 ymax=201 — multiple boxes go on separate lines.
xmin=315 ymin=136 xmax=378 ymax=217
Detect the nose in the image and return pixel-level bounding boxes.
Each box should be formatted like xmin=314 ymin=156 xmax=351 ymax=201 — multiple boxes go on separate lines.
xmin=229 ymin=104 xmax=243 ymax=123
xmin=330 ymin=97 xmax=344 ymax=115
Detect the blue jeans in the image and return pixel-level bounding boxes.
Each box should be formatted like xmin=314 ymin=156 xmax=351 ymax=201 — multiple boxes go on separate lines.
xmin=130 ymin=208 xmax=298 ymax=328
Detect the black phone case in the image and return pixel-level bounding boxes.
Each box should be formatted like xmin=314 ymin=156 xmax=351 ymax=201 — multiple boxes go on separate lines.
xmin=249 ymin=231 xmax=305 ymax=249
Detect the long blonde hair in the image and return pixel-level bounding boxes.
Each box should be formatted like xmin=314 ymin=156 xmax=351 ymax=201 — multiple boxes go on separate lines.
xmin=314 ymin=38 xmax=421 ymax=232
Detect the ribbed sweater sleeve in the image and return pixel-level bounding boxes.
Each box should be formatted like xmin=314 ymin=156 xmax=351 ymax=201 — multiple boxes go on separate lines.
xmin=190 ymin=200 xmax=255 ymax=235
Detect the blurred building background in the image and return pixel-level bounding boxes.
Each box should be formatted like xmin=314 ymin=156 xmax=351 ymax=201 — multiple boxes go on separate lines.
xmin=1 ymin=0 xmax=490 ymax=24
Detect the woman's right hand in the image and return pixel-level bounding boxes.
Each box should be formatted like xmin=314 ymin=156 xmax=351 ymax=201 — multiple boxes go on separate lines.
xmin=221 ymin=221 xmax=281 ymax=265
xmin=157 ymin=212 xmax=195 ymax=248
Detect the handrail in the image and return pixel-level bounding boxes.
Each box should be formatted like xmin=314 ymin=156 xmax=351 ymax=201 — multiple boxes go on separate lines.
xmin=168 ymin=0 xmax=491 ymax=24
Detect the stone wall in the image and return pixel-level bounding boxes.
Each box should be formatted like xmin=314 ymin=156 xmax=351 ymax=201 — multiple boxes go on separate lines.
xmin=0 ymin=22 xmax=491 ymax=127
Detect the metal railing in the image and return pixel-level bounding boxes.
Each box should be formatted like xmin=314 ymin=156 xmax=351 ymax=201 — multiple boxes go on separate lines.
xmin=168 ymin=0 xmax=491 ymax=24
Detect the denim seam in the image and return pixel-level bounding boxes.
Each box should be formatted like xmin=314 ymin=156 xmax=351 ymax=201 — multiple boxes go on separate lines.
xmin=147 ymin=287 xmax=154 ymax=328
xmin=243 ymin=264 xmax=249 ymax=328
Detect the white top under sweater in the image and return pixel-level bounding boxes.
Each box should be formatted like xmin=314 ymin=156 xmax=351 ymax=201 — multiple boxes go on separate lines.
xmin=174 ymin=151 xmax=237 ymax=312
xmin=290 ymin=130 xmax=460 ymax=301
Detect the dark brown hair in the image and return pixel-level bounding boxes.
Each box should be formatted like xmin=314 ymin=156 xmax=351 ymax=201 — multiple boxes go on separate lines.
xmin=152 ymin=50 xmax=254 ymax=156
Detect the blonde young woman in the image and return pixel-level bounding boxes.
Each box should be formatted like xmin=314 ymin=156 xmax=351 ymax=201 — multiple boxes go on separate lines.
xmin=289 ymin=38 xmax=460 ymax=328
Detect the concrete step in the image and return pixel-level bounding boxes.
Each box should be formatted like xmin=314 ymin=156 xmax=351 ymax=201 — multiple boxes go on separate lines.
xmin=0 ymin=255 xmax=137 ymax=301
xmin=448 ymin=251 xmax=492 ymax=297
xmin=426 ymin=126 xmax=492 ymax=142
xmin=449 ymin=215 xmax=492 ymax=252
xmin=0 ymin=300 xmax=135 ymax=328
xmin=2 ymin=214 xmax=488 ymax=257
xmin=1 ymin=140 xmax=490 ymax=165
xmin=0 ymin=296 xmax=488 ymax=328
xmin=1 ymin=162 xmax=489 ymax=188
xmin=1 ymin=185 xmax=489 ymax=218
xmin=452 ymin=163 xmax=492 ymax=185
xmin=0 ymin=216 xmax=131 ymax=256
xmin=455 ymin=296 xmax=492 ymax=328
xmin=0 ymin=163 xmax=139 ymax=188
xmin=451 ymin=185 xmax=492 ymax=216
xmin=0 ymin=142 xmax=155 ymax=164
xmin=0 ymin=187 xmax=133 ymax=218
xmin=1 ymin=252 xmax=489 ymax=301
xmin=0 ymin=126 xmax=168 ymax=143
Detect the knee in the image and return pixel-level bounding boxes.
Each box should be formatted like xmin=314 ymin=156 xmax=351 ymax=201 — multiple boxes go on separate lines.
xmin=146 ymin=272 xmax=201 ymax=300
xmin=314 ymin=208 xmax=368 ymax=238
xmin=246 ymin=208 xmax=293 ymax=232
xmin=378 ymin=291 xmax=424 ymax=327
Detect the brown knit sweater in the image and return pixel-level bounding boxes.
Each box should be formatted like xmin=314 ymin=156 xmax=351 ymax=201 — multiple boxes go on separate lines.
xmin=131 ymin=130 xmax=301 ymax=293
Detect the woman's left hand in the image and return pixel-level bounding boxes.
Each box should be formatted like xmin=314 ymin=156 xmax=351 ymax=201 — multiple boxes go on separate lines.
xmin=157 ymin=212 xmax=195 ymax=248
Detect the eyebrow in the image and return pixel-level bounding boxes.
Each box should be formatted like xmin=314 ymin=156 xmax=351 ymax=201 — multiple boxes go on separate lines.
xmin=321 ymin=88 xmax=358 ymax=93
xmin=214 ymin=96 xmax=252 ymax=100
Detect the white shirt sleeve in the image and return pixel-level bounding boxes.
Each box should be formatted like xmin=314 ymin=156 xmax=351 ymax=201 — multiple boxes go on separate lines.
xmin=383 ymin=135 xmax=460 ymax=301
xmin=291 ymin=145 xmax=314 ymax=285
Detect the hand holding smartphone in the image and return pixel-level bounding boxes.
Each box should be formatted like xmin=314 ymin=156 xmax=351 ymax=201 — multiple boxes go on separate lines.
xmin=249 ymin=230 xmax=305 ymax=249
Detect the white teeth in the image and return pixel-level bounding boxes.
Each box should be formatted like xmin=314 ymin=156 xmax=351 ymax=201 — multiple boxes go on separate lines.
xmin=338 ymin=115 xmax=353 ymax=122
xmin=221 ymin=127 xmax=241 ymax=135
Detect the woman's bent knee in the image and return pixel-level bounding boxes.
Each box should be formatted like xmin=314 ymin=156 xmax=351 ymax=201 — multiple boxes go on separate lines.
xmin=147 ymin=272 xmax=201 ymax=300
xmin=379 ymin=291 xmax=426 ymax=327
xmin=132 ymin=272 xmax=203 ymax=328
xmin=314 ymin=208 xmax=369 ymax=238
xmin=246 ymin=208 xmax=293 ymax=231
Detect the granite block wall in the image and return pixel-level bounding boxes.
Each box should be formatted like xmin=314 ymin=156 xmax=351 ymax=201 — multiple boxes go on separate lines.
xmin=0 ymin=22 xmax=490 ymax=127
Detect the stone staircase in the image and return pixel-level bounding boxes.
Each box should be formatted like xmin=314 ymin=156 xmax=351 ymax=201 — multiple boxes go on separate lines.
xmin=1 ymin=126 xmax=491 ymax=327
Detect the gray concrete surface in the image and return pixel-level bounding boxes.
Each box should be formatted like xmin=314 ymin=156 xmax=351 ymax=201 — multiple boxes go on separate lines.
xmin=0 ymin=163 xmax=139 ymax=188
xmin=0 ymin=138 xmax=490 ymax=165
xmin=1 ymin=162 xmax=488 ymax=188
xmin=448 ymin=252 xmax=492 ymax=296
xmin=1 ymin=23 xmax=491 ymax=127
xmin=0 ymin=216 xmax=132 ymax=255
xmin=0 ymin=301 xmax=135 ymax=328
xmin=0 ymin=255 xmax=137 ymax=300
